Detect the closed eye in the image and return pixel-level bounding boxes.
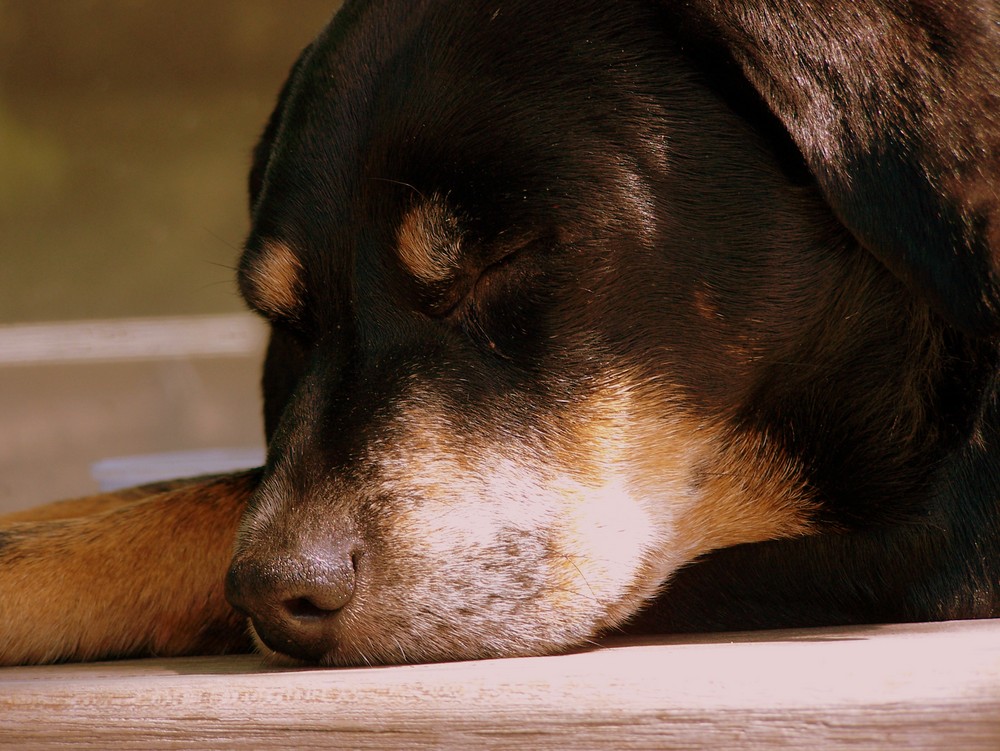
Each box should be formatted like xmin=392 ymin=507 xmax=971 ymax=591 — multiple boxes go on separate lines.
xmin=445 ymin=237 xmax=555 ymax=362
xmin=432 ymin=242 xmax=526 ymax=319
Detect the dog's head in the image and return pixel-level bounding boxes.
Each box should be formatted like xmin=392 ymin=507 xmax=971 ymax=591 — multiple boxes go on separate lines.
xmin=225 ymin=0 xmax=1000 ymax=665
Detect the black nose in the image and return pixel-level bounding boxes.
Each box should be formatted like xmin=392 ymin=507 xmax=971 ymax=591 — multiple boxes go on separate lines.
xmin=225 ymin=534 xmax=361 ymax=662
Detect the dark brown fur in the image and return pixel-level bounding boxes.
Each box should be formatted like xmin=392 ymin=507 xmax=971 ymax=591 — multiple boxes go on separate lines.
xmin=2 ymin=0 xmax=998 ymax=666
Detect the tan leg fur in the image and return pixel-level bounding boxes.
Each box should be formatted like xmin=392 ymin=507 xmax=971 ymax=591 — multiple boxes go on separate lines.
xmin=0 ymin=470 xmax=259 ymax=666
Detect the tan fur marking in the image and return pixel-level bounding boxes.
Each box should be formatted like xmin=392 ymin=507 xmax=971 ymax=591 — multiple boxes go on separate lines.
xmin=396 ymin=200 xmax=463 ymax=286
xmin=244 ymin=239 xmax=305 ymax=318
xmin=671 ymin=430 xmax=816 ymax=558
xmin=693 ymin=285 xmax=720 ymax=322
xmin=547 ymin=383 xmax=816 ymax=633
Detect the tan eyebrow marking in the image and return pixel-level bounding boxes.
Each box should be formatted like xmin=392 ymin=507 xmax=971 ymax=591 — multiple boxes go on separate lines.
xmin=396 ymin=199 xmax=463 ymax=286
xmin=241 ymin=239 xmax=305 ymax=319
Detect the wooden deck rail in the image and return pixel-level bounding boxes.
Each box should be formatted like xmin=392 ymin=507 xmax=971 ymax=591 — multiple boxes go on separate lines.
xmin=2 ymin=619 xmax=999 ymax=750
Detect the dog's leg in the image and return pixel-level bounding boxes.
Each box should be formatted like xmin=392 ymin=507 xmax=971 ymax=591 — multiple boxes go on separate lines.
xmin=0 ymin=477 xmax=218 ymax=524
xmin=0 ymin=470 xmax=260 ymax=666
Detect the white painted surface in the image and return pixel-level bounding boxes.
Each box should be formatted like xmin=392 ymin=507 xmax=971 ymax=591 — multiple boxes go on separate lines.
xmin=0 ymin=316 xmax=266 ymax=512
xmin=92 ymin=447 xmax=266 ymax=490
xmin=2 ymin=619 xmax=999 ymax=750
xmin=0 ymin=314 xmax=266 ymax=365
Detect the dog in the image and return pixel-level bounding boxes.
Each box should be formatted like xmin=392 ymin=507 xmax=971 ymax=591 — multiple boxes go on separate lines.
xmin=2 ymin=0 xmax=998 ymax=667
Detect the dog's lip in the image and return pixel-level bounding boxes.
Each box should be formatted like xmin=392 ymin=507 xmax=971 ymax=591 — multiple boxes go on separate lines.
xmin=244 ymin=617 xmax=326 ymax=667
xmin=249 ymin=612 xmax=341 ymax=664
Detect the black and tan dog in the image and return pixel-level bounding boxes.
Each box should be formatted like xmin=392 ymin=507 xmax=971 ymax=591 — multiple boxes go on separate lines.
xmin=2 ymin=0 xmax=999 ymax=667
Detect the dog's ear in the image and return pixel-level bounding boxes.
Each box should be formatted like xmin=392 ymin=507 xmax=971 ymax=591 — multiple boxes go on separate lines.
xmin=669 ymin=1 xmax=1000 ymax=335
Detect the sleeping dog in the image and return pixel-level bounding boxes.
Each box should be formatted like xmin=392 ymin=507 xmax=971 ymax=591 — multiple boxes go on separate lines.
xmin=2 ymin=0 xmax=998 ymax=666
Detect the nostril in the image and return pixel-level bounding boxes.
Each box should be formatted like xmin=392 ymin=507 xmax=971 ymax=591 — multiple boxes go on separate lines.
xmin=284 ymin=596 xmax=336 ymax=620
xmin=276 ymin=543 xmax=360 ymax=620
xmin=282 ymin=552 xmax=358 ymax=616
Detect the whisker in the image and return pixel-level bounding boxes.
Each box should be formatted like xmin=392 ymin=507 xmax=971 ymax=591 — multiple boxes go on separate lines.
xmin=371 ymin=176 xmax=426 ymax=201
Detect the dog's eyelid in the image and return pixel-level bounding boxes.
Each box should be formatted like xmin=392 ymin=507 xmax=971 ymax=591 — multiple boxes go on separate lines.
xmin=425 ymin=237 xmax=535 ymax=323
xmin=273 ymin=316 xmax=314 ymax=343
xmin=245 ymin=300 xmax=312 ymax=339
xmin=477 ymin=241 xmax=523 ymax=278
xmin=415 ymin=264 xmax=486 ymax=321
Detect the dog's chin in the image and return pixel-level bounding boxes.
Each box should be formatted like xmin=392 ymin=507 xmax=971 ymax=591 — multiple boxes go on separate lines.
xmin=245 ymin=614 xmax=597 ymax=668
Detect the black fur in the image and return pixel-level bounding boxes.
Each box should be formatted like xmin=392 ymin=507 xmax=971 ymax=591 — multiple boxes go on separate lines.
xmin=227 ymin=0 xmax=1000 ymax=662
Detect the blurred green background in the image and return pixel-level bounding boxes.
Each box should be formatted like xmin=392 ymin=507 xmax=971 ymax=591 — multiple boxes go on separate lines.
xmin=0 ymin=2 xmax=343 ymax=512
xmin=0 ymin=1 xmax=339 ymax=323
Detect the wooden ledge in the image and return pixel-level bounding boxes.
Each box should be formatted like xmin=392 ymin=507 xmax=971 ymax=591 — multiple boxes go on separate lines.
xmin=3 ymin=619 xmax=1000 ymax=750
